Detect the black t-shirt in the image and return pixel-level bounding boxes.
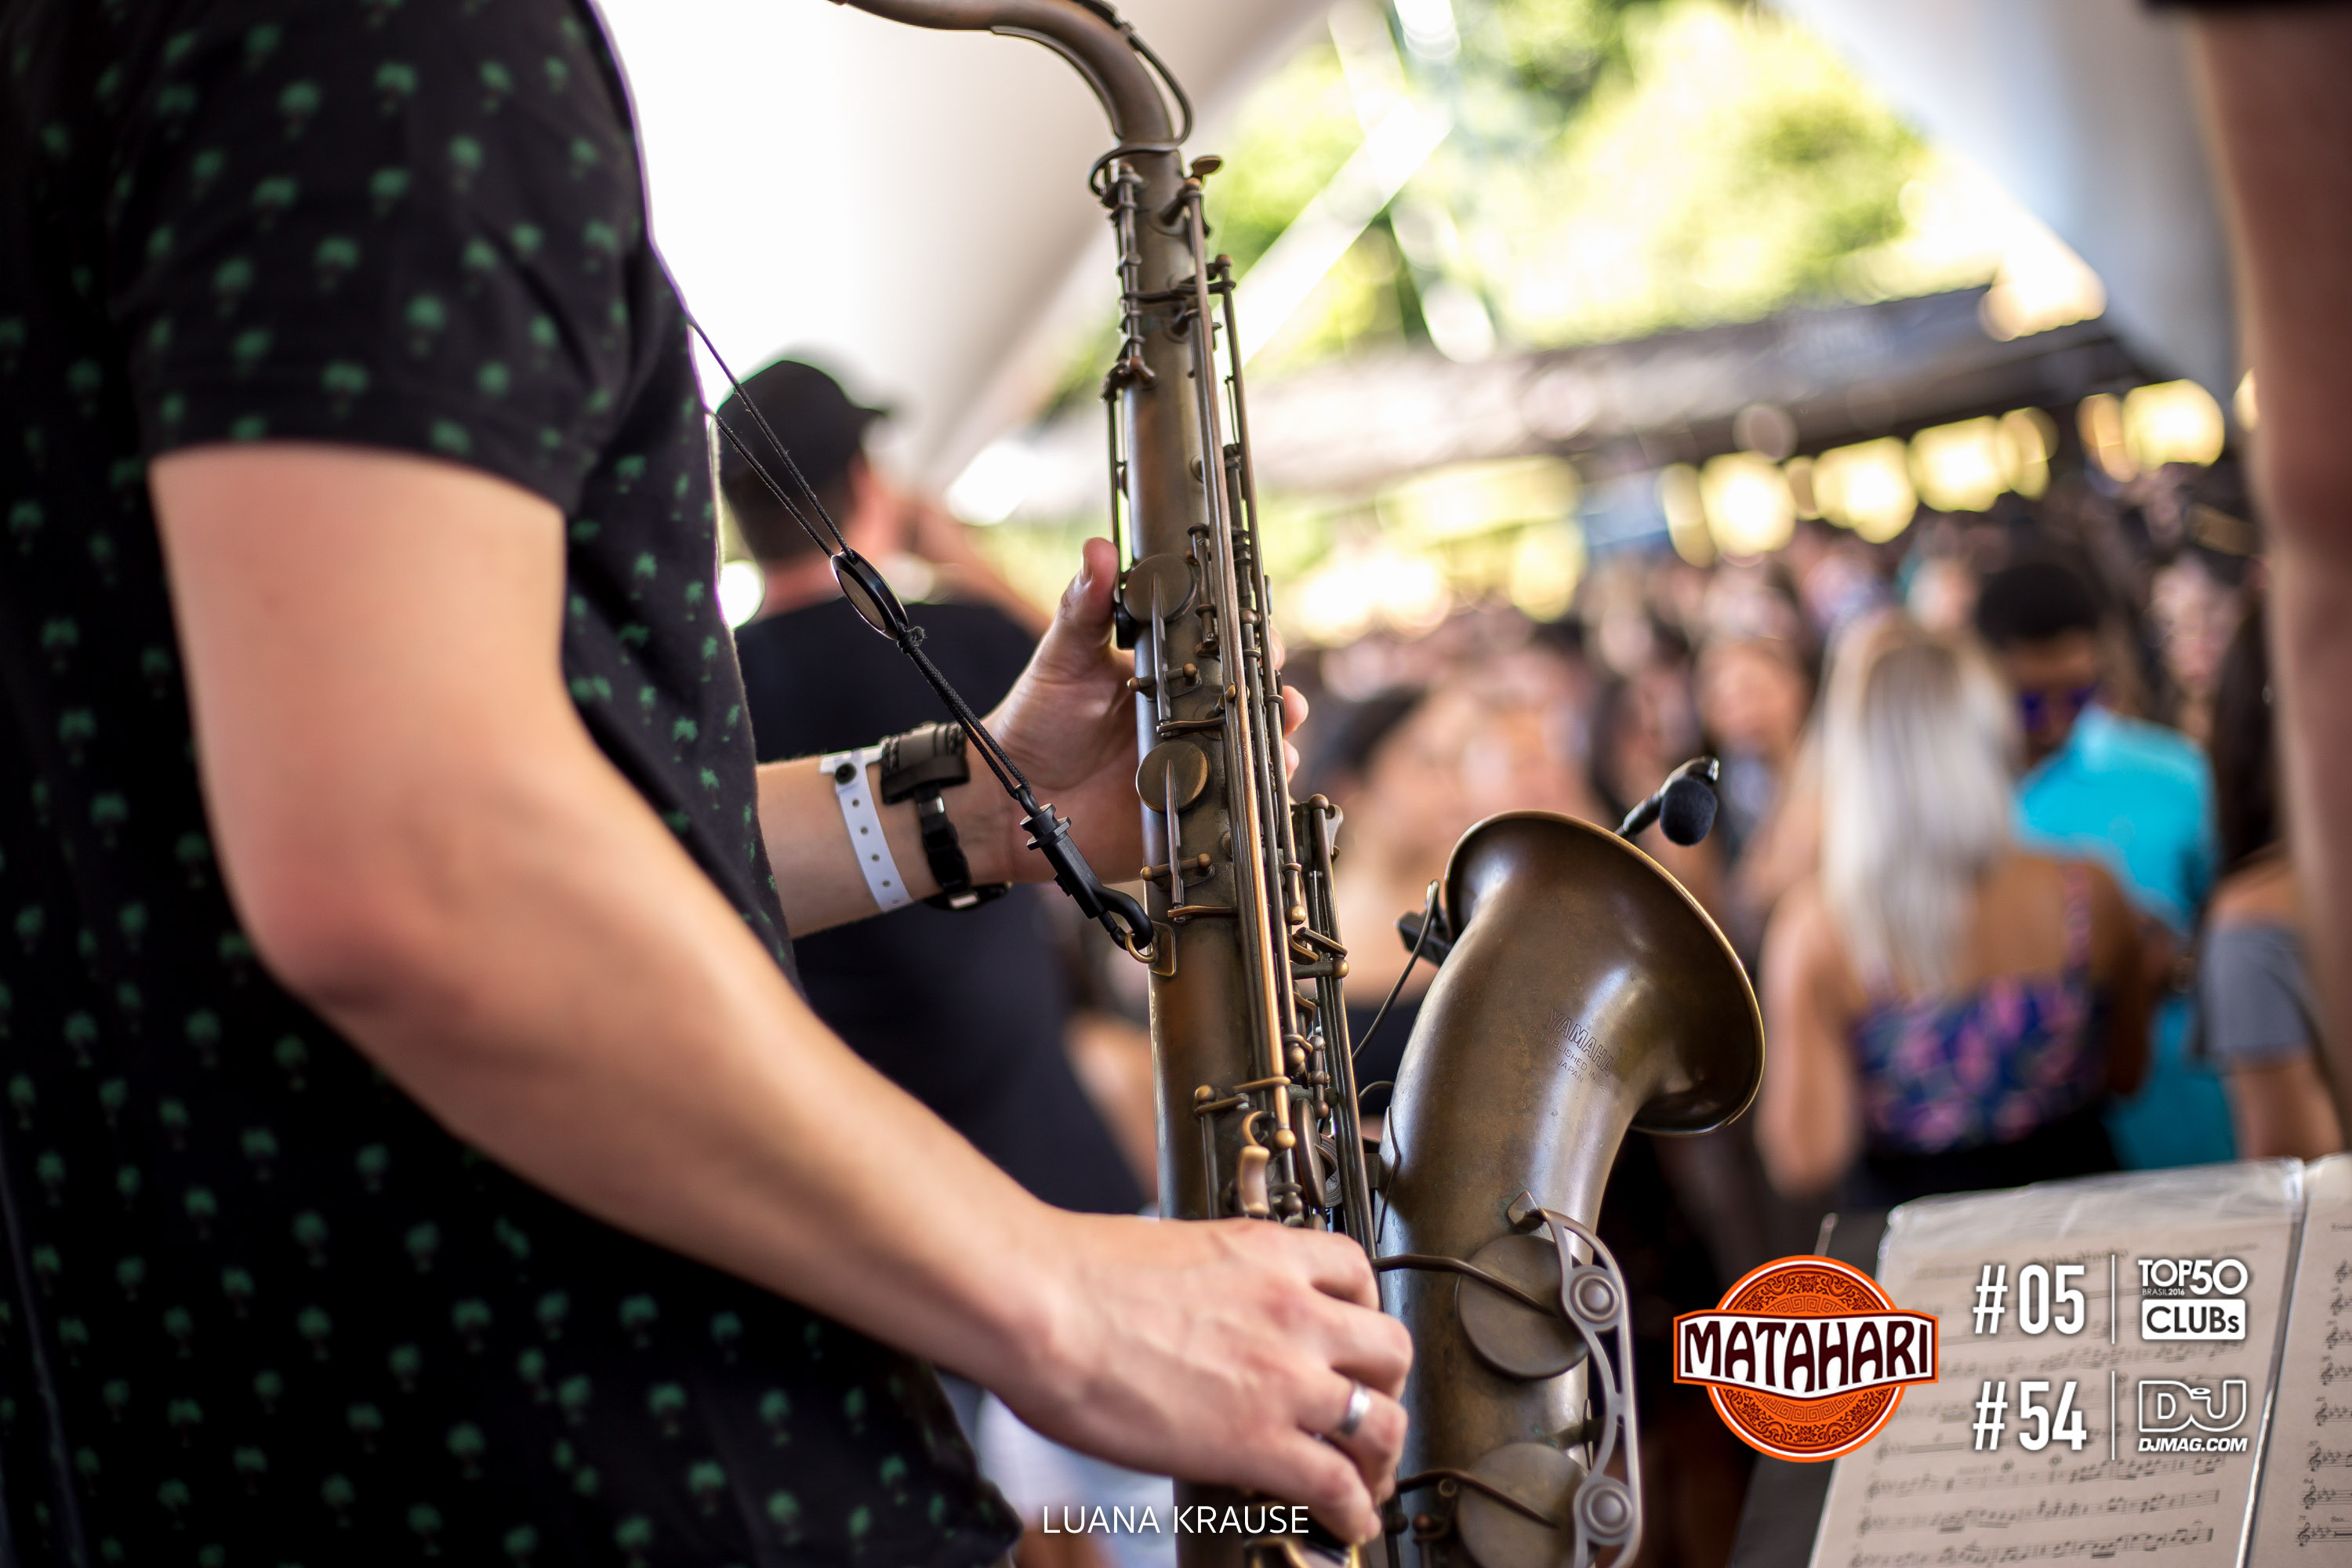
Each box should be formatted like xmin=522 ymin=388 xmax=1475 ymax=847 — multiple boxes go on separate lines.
xmin=0 ymin=1 xmax=1015 ymax=1561
xmin=735 ymin=598 xmax=1144 ymax=1218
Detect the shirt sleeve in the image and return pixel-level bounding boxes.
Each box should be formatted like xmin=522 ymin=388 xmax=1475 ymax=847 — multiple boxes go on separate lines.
xmin=109 ymin=0 xmax=645 ymax=516
xmin=2198 ymin=925 xmax=2317 ymax=1069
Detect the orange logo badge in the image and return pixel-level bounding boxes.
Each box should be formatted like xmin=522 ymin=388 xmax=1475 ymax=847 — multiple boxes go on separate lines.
xmin=1674 ymin=1256 xmax=1938 ymax=1462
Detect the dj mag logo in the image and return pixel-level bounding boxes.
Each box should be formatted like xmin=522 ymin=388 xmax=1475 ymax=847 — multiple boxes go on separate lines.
xmin=1674 ymin=1256 xmax=1940 ymax=1461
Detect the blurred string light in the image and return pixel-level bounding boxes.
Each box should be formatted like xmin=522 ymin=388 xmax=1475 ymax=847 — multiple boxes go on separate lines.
xmin=1907 ymin=417 xmax=2006 ymax=513
xmin=2124 ymin=379 xmax=2227 ymax=470
xmin=1700 ymin=452 xmax=1795 ymax=557
xmin=1784 ymin=455 xmax=1820 ymax=519
xmin=1657 ymin=464 xmax=1713 ymax=568
xmin=1999 ymin=408 xmax=2057 ymax=499
xmin=1977 ymin=222 xmax=2106 ymax=341
xmin=2234 ymin=369 xmax=2258 ymax=432
xmin=1283 ymin=457 xmax=1584 ymax=644
xmin=2078 ymin=393 xmax=2132 ymax=481
xmin=718 ymin=559 xmax=767 ymax=628
xmin=1378 ymin=456 xmax=1577 ymax=539
xmin=1288 ymin=542 xmax=1450 ymax=644
xmin=1508 ymin=521 xmax=1585 ymax=621
xmin=1812 ymin=438 xmax=1916 ymax=543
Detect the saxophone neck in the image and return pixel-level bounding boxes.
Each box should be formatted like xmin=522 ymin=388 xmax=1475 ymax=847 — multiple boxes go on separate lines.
xmin=832 ymin=0 xmax=1178 ymax=146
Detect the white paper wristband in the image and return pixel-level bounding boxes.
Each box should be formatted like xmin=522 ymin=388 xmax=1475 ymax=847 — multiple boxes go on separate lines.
xmin=821 ymin=746 xmax=911 ymax=913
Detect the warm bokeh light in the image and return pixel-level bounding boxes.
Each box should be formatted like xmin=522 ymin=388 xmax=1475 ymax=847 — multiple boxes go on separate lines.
xmin=1999 ymin=408 xmax=2057 ymax=499
xmin=1977 ymin=223 xmax=2107 ymax=341
xmin=2234 ymin=369 xmax=2259 ymax=432
xmin=1289 ymin=542 xmax=1454 ymax=644
xmin=2077 ymin=393 xmax=2134 ymax=481
xmin=1908 ymin=417 xmax=2006 ymax=514
xmin=1378 ymin=457 xmax=1580 ymax=539
xmin=2124 ymin=379 xmax=2227 ymax=469
xmin=1813 ymin=438 xmax=1917 ymax=543
xmin=1784 ymin=455 xmax=1820 ymax=519
xmin=1700 ymin=452 xmax=1796 ymax=557
xmin=1659 ymin=464 xmax=1714 ymax=568
xmin=1508 ymin=521 xmax=1587 ymax=620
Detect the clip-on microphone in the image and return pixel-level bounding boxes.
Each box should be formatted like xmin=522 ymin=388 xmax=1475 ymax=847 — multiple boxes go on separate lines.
xmin=1616 ymin=757 xmax=1721 ymax=847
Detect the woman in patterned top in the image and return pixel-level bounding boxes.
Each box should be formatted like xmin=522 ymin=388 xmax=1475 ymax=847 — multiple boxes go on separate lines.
xmin=1756 ymin=617 xmax=2151 ymax=1208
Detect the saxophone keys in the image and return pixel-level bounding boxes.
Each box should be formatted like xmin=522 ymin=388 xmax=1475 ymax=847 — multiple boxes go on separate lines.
xmin=1456 ymin=1234 xmax=1588 ymax=1382
xmin=1135 ymin=740 xmax=1209 ymax=812
xmin=1236 ymin=1145 xmax=1272 ymax=1219
xmin=1119 ymin=551 xmax=1196 ymax=620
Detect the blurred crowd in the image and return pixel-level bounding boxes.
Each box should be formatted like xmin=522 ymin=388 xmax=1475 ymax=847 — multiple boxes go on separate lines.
xmin=1272 ymin=448 xmax=2328 ymax=1566
xmin=728 ymin=357 xmax=2331 ymax=1568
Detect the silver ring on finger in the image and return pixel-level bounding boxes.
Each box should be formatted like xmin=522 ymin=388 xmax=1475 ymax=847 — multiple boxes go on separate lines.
xmin=1330 ymin=1379 xmax=1370 ymax=1439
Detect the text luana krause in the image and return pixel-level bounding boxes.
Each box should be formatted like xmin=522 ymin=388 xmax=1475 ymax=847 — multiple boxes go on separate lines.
xmin=1038 ymin=1504 xmax=1314 ymax=1535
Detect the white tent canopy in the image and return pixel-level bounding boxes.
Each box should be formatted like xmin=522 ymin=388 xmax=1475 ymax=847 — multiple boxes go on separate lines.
xmin=1768 ymin=0 xmax=2232 ymax=396
xmin=600 ymin=0 xmax=1327 ymax=488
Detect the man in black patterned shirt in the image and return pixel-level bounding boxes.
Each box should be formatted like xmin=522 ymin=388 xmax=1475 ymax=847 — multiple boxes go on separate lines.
xmin=0 ymin=0 xmax=1406 ymax=1561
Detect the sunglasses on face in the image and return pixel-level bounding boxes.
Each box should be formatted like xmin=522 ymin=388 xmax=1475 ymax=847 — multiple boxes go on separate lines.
xmin=2018 ymin=684 xmax=2099 ymax=728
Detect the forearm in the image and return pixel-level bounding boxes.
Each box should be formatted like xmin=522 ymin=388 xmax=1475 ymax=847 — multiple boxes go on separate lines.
xmin=757 ymin=753 xmax=1032 ymax=934
xmin=2192 ymin=12 xmax=2352 ymax=1123
xmin=267 ymin=736 xmax=1067 ymax=1389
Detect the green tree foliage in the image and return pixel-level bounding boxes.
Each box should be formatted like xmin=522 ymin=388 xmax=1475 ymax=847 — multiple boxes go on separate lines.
xmin=1203 ymin=0 xmax=1933 ymax=368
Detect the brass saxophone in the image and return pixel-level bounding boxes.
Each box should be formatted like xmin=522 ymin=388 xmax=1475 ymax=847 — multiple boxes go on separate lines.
xmin=830 ymin=7 xmax=1766 ymax=1567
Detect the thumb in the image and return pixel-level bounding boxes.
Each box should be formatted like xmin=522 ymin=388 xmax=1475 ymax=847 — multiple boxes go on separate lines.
xmin=1034 ymin=536 xmax=1120 ymax=681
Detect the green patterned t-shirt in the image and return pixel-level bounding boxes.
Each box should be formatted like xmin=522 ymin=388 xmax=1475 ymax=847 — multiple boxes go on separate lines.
xmin=0 ymin=0 xmax=1018 ymax=1561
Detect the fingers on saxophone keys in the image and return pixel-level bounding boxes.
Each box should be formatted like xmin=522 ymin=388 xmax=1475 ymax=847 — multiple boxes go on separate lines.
xmin=1285 ymin=1225 xmax=1380 ymax=1309
xmin=1316 ymin=1376 xmax=1407 ymax=1501
xmin=1272 ymin=1432 xmax=1385 ymax=1546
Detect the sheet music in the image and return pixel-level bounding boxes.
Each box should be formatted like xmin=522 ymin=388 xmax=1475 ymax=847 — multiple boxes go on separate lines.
xmin=1810 ymin=1163 xmax=2303 ymax=1568
xmin=2249 ymin=1155 xmax=2352 ymax=1563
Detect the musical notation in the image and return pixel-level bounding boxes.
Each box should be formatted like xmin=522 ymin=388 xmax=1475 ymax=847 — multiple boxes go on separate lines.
xmin=1845 ymin=1525 xmax=2216 ymax=1566
xmin=2249 ymin=1157 xmax=2352 ymax=1566
xmin=1859 ymin=1490 xmax=2221 ymax=1537
xmin=1814 ymin=1178 xmax=2299 ymax=1568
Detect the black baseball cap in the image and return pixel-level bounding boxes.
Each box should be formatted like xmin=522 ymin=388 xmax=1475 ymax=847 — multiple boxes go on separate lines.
xmin=713 ymin=358 xmax=888 ymax=495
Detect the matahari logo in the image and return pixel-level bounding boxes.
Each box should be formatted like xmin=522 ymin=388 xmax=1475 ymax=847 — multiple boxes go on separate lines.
xmin=1674 ymin=1256 xmax=1939 ymax=1462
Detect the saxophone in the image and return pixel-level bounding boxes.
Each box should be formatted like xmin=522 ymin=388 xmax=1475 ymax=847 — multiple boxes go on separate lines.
xmin=829 ymin=7 xmax=1767 ymax=1567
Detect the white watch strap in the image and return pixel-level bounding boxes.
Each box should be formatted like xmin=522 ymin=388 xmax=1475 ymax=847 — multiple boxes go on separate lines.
xmin=822 ymin=746 xmax=910 ymax=912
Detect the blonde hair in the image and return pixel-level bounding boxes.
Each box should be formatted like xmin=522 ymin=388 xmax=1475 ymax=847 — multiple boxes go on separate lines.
xmin=1818 ymin=616 xmax=2020 ymax=993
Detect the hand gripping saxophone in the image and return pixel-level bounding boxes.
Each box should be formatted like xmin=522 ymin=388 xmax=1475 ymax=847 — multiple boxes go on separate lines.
xmin=827 ymin=8 xmax=1766 ymax=1568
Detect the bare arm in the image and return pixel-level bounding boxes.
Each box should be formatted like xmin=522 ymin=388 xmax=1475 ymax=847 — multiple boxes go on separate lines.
xmin=1756 ymin=880 xmax=1864 ymax=1198
xmin=151 ymin=442 xmax=1404 ymax=1538
xmin=2190 ymin=10 xmax=2352 ymax=1133
xmin=764 ymin=534 xmax=1302 ymax=935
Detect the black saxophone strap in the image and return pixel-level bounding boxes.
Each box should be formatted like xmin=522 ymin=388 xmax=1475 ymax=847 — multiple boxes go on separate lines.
xmin=879 ymin=724 xmax=1010 ymax=913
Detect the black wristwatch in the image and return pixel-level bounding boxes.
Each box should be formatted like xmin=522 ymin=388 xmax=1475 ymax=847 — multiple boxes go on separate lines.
xmin=879 ymin=723 xmax=1011 ymax=912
